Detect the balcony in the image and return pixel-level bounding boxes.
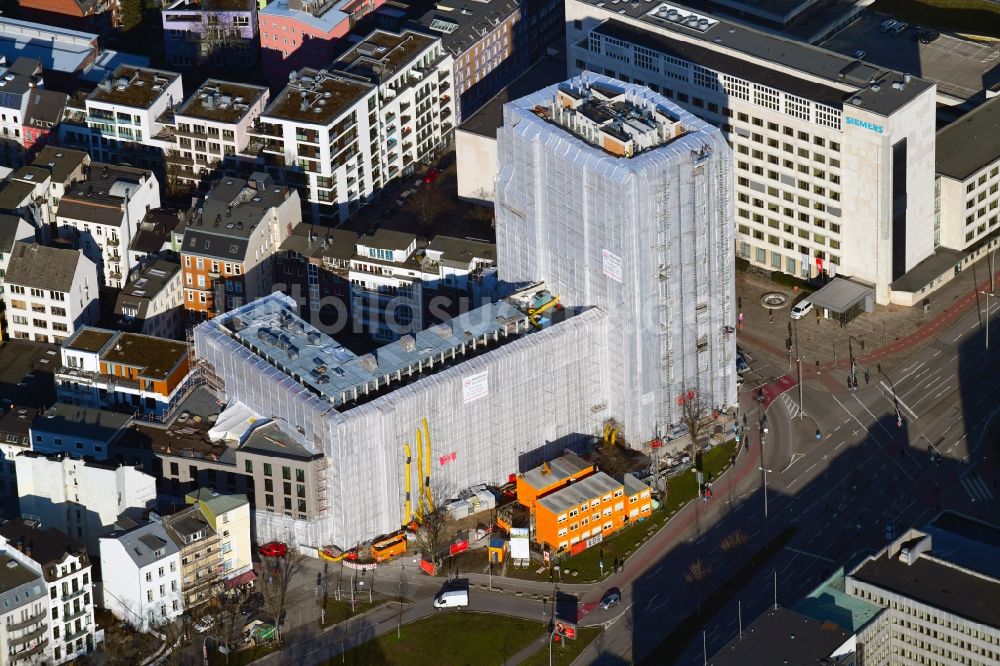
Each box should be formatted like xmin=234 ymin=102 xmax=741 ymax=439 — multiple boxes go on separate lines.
xmin=65 ymin=606 xmax=89 ymax=623
xmin=262 ymin=140 xmax=285 ymax=155
xmin=63 ymin=585 xmax=89 ymax=603
xmin=10 ymin=638 xmax=48 ymax=664
xmin=109 ymin=271 xmax=123 ymax=281
xmin=249 ymin=122 xmax=282 ymax=138
xmin=9 ymin=623 xmax=47 ymax=646
xmin=64 ymin=627 xmax=91 ymax=642
xmin=107 ymin=236 xmax=120 ymax=247
xmin=7 ymin=610 xmax=46 ymax=632
xmin=439 ymin=81 xmax=450 ymax=93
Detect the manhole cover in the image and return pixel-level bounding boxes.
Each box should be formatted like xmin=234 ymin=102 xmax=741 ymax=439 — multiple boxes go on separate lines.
xmin=761 ymin=292 xmax=789 ymax=308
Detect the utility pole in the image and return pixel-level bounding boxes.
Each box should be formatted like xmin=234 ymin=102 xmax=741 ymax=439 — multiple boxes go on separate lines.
xmin=759 ymin=416 xmax=771 ymax=519
xmin=983 ymin=249 xmax=997 ymax=351
xmin=794 ymin=319 xmax=804 ymax=417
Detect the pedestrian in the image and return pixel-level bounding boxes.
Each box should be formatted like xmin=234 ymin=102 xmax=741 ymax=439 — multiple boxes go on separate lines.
xmin=768 ymin=308 xmax=774 ymax=323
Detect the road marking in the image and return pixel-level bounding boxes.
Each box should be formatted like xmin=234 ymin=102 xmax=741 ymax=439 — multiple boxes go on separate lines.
xmin=879 ymin=381 xmax=918 ymax=421
xmin=781 ymin=453 xmax=804 ymax=473
xmin=784 ymin=546 xmax=835 ymax=563
xmin=960 ymin=475 xmax=994 ymax=502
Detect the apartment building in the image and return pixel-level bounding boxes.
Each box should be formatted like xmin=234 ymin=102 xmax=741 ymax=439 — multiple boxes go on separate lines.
xmin=0 ymin=215 xmax=37 ymax=336
xmin=0 ymin=550 xmax=50 ymax=666
xmin=184 ymin=489 xmax=252 ymax=581
xmin=252 ymin=68 xmax=376 ymax=224
xmin=417 ymin=0 xmax=564 ymax=121
xmin=258 ymin=0 xmax=386 ymax=87
xmin=180 ymin=173 xmax=301 ymax=319
xmin=0 ymin=519 xmax=97 ymax=663
xmin=0 ymin=407 xmax=32 ymax=499
xmin=29 ymin=403 xmax=132 ymax=460
xmin=21 ymin=89 xmax=68 ymax=152
xmin=15 ymin=451 xmax=157 ymax=555
xmin=63 ymin=65 xmax=183 ymax=172
xmin=334 ymin=29 xmax=456 ymax=178
xmin=0 ymin=57 xmax=45 ymax=169
xmin=55 ymin=163 xmax=161 ymax=288
xmin=56 ymin=326 xmax=192 ymax=419
xmin=350 ymin=229 xmax=422 ymax=340
xmin=423 ymin=235 xmax=497 ymax=294
xmin=163 ymin=79 xmax=270 ymax=187
xmin=496 ymin=74 xmax=734 ymax=439
xmin=17 ymin=146 xmax=92 ymax=234
xmin=99 ymin=520 xmax=183 ymax=631
xmin=936 ymin=96 xmax=1000 ymax=253
xmin=274 ymin=223 xmax=356 ymax=321
xmin=162 ymin=503 xmax=222 ymax=609
xmin=566 ymin=0 xmax=939 ymax=305
xmin=129 ymin=208 xmax=187 ymax=266
xmin=162 ymin=0 xmax=258 ymax=69
xmin=114 ymin=259 xmax=185 ymax=339
xmin=17 ymin=0 xmax=119 ymax=32
xmin=3 ymin=243 xmax=99 ymax=343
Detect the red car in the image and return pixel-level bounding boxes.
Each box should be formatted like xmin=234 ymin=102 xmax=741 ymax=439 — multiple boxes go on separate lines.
xmin=259 ymin=542 xmax=288 ymax=558
xmin=423 ymin=168 xmax=442 ymax=184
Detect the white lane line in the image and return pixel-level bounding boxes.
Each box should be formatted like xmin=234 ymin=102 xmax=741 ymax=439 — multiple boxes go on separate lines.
xmin=847 ymin=393 xmax=915 ymax=481
xmin=880 ymin=381 xmax=919 ymax=422
xmin=783 ymin=546 xmax=835 ymax=563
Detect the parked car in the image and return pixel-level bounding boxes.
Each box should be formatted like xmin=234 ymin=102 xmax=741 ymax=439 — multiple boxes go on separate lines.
xmin=600 ymin=588 xmax=622 ymax=610
xmin=195 ymin=617 xmax=215 ymax=633
xmin=789 ymin=300 xmax=813 ymax=320
xmin=423 ymin=167 xmax=442 ymax=184
xmin=853 ymin=49 xmax=866 ymax=59
xmin=736 ymin=356 xmax=750 ymax=375
xmin=880 ymin=19 xmax=898 ymax=33
xmin=891 ymin=21 xmax=909 ymax=35
xmin=259 ymin=542 xmax=288 ymax=558
xmin=919 ymin=29 xmax=939 ymax=43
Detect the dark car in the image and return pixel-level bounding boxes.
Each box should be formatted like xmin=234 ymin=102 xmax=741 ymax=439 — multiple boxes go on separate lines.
xmin=240 ymin=593 xmax=264 ymax=616
xmin=919 ymin=29 xmax=940 ymax=43
xmin=600 ymin=588 xmax=622 ymax=610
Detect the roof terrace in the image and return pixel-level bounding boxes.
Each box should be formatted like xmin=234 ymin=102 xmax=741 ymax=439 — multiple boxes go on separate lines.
xmin=336 ymin=30 xmax=435 ymax=83
xmin=264 ymin=68 xmax=371 ymax=125
xmin=89 ymin=66 xmax=179 ymax=109
xmin=214 ymin=286 xmax=570 ymax=411
xmin=178 ymin=80 xmax=269 ymax=124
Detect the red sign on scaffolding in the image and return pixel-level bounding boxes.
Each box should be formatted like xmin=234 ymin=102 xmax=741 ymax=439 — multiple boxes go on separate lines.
xmin=449 ymin=540 xmax=469 ymax=556
xmin=419 ymin=559 xmax=437 ymax=576
xmin=439 ymin=452 xmax=457 ymax=466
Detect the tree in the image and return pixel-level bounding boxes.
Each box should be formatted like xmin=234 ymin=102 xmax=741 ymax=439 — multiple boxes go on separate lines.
xmin=412 ymin=509 xmax=449 ymax=567
xmin=411 ymin=185 xmax=446 ymax=235
xmin=678 ymin=389 xmax=708 ymax=460
xmin=720 ymin=529 xmax=749 ymax=554
xmin=120 ymin=0 xmax=143 ymax=32
xmin=684 ymin=558 xmax=712 ymax=616
xmin=259 ymin=551 xmax=303 ymax=645
xmin=206 ymin=592 xmax=245 ymax=661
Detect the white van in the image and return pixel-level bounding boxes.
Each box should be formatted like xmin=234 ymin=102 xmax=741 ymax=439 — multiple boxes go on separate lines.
xmin=433 ymin=589 xmax=469 ymax=609
xmin=789 ymin=300 xmax=813 ymax=320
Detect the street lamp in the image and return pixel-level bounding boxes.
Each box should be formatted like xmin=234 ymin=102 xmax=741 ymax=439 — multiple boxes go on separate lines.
xmin=759 ymin=417 xmax=770 ymax=519
xmin=848 ymin=336 xmax=865 ymax=389
xmin=982 ymin=288 xmax=996 ymax=351
xmin=792 ymin=319 xmax=805 ymax=418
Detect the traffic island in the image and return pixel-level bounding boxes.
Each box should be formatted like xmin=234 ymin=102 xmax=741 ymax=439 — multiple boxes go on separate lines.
xmin=519 ymin=626 xmax=603 ymax=666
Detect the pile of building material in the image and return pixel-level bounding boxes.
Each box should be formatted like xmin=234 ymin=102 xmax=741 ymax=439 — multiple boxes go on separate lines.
xmin=444 ymin=484 xmax=496 ymax=521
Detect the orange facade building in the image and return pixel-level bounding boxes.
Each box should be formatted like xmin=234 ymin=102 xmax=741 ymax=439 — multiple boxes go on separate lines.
xmin=517 ymin=453 xmax=652 ymax=553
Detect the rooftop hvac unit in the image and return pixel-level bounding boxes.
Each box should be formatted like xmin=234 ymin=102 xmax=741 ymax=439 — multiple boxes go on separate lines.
xmin=359 ymin=353 xmax=378 ymax=372
xmin=306 ymin=330 xmax=321 ymax=345
xmin=399 ymin=335 xmax=416 ymax=352
xmin=287 ymin=345 xmax=299 ymax=360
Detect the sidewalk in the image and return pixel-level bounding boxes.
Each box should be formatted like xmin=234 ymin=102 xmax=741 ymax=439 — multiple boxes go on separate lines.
xmin=736 ymin=253 xmax=1000 ymax=386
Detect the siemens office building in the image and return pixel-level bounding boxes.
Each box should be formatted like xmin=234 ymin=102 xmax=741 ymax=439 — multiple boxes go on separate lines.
xmin=566 ymin=0 xmax=939 ymax=305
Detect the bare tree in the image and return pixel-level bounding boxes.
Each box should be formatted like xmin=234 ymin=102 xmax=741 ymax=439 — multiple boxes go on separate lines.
xmin=678 ymin=389 xmax=708 ymax=459
xmin=684 ymin=558 xmax=712 ymax=616
xmin=93 ymin=624 xmax=147 ymax=666
xmin=259 ymin=551 xmax=304 ymax=644
xmin=466 ymin=202 xmax=495 ymax=230
xmin=719 ymin=529 xmax=749 ymax=554
xmin=207 ymin=592 xmax=245 ymax=661
xmin=411 ymin=185 xmax=446 ymax=235
xmin=412 ymin=510 xmax=449 ymax=567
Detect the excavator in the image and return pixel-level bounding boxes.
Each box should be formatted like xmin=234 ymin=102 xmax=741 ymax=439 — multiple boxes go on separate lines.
xmin=528 ymin=293 xmax=561 ymax=328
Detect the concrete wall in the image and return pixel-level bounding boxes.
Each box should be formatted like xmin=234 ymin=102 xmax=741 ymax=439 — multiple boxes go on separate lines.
xmin=456 ymin=128 xmax=498 ymax=203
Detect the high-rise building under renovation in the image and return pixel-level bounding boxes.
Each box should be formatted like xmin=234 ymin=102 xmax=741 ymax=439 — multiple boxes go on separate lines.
xmin=495 ymin=74 xmax=735 ymax=441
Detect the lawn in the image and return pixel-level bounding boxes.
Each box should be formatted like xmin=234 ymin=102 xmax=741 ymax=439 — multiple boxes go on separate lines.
xmin=508 ymin=441 xmax=739 ymax=583
xmin=874 ymin=0 xmax=1000 ymax=38
xmin=519 ymin=626 xmax=603 ymax=666
xmin=331 ymin=613 xmax=545 ymax=666
xmin=321 ymin=597 xmax=387 ymax=626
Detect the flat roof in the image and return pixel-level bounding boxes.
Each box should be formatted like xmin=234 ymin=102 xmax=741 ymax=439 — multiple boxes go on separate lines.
xmin=89 ymin=66 xmax=180 ymax=109
xmin=923 ymin=511 xmax=1000 ymax=581
xmin=890 ymin=247 xmax=965 ymax=293
xmin=280 ymin=224 xmax=357 ymax=262
xmin=937 ymin=96 xmax=1000 ymax=181
xmin=851 ymin=550 xmax=1000 ymax=629
xmin=807 ymin=277 xmax=873 ymax=313
xmin=0 ymin=17 xmax=97 ymax=74
xmin=426 ymin=235 xmax=496 ymax=268
xmin=213 ymin=288 xmax=567 ymax=411
xmin=0 ymin=552 xmax=41 ymax=598
xmin=336 ymin=30 xmax=435 ymax=83
xmin=66 ymin=328 xmax=115 ymax=353
xmin=177 ymin=80 xmax=269 ymax=124
xmin=36 ymin=403 xmax=132 ymax=440
xmin=358 ymin=228 xmax=416 ymax=251
xmin=582 ymin=2 xmax=934 ymax=116
xmin=259 ymin=0 xmax=349 ymax=35
xmin=263 ymin=68 xmax=372 ymax=125
xmin=537 ymin=471 xmax=622 ymax=515
xmin=521 ymin=453 xmax=592 ymax=493
xmin=795 ymin=555 xmax=884 ymax=634
xmin=164 ymin=0 xmax=253 ymax=11
xmin=459 ymin=56 xmax=568 ymax=139
xmin=103 ymin=332 xmax=188 ymax=380
xmin=709 ymin=607 xmax=850 ymax=665
xmin=820 ymin=11 xmax=997 ymax=103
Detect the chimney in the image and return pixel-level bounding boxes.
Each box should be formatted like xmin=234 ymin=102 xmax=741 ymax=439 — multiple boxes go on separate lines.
xmin=102 ymin=165 xmax=108 ymax=178
xmin=26 ymin=540 xmax=32 ymax=558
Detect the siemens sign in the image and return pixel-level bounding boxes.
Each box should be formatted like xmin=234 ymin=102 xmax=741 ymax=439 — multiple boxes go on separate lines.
xmin=846 ymin=117 xmax=884 ymax=134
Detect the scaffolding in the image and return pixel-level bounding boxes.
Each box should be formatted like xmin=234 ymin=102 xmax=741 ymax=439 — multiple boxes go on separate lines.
xmin=496 ymin=74 xmax=736 ymax=441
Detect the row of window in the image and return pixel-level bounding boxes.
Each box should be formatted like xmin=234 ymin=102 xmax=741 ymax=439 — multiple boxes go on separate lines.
xmin=9 ymin=285 xmax=66 ymax=300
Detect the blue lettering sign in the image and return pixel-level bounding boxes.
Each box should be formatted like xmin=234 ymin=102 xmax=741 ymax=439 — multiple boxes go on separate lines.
xmin=846 ymin=117 xmax=884 ymax=134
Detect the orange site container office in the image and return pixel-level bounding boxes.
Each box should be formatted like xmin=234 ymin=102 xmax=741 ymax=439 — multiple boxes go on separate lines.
xmin=370 ymin=534 xmax=407 ymax=562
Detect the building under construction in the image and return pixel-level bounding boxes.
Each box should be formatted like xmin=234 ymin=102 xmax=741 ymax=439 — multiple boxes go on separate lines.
xmin=496 ymin=74 xmax=736 ymax=441
xmin=193 ymin=290 xmax=608 ymax=550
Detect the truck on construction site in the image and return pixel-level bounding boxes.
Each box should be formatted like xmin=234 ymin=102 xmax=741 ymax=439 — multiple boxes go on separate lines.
xmin=370 ymin=533 xmax=408 ymax=562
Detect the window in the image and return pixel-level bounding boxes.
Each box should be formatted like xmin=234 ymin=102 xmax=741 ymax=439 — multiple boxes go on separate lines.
xmin=263 ymin=463 xmax=272 ymax=476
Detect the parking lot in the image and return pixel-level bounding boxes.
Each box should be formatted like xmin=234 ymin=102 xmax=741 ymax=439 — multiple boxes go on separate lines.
xmin=821 ymin=11 xmax=1000 ymax=102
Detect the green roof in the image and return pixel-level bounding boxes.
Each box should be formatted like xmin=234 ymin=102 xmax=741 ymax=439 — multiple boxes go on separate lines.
xmin=794 ymin=553 xmax=883 ymax=634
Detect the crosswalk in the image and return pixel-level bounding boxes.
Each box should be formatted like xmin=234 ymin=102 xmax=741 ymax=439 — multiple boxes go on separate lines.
xmin=960 ymin=474 xmax=994 ymax=502
xmin=780 ymin=392 xmax=800 ymax=419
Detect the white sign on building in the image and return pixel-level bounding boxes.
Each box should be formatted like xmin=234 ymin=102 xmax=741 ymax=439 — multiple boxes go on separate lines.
xmin=602 ymin=249 xmax=623 ymax=283
xmin=463 ymin=370 xmax=489 ymax=404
